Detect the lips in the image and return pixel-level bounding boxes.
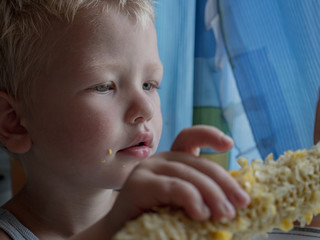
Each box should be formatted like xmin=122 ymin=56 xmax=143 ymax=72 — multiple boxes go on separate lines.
xmin=118 ymin=132 xmax=154 ymax=158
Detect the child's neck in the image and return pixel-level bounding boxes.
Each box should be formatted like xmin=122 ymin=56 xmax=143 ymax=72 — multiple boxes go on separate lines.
xmin=3 ymin=186 xmax=118 ymax=239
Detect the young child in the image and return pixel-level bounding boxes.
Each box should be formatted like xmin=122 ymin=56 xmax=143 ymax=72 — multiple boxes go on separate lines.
xmin=0 ymin=1 xmax=250 ymax=239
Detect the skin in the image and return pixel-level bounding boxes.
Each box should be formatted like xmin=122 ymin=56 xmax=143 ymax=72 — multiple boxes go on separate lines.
xmin=0 ymin=6 xmax=250 ymax=240
xmin=77 ymin=126 xmax=250 ymax=240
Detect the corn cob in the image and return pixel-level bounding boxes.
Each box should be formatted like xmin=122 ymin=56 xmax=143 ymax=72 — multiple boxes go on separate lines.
xmin=113 ymin=143 xmax=320 ymax=240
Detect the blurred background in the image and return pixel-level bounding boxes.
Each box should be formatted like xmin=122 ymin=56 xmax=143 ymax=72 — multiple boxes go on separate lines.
xmin=155 ymin=0 xmax=320 ymax=166
xmin=1 ymin=0 xmax=320 ymax=204
xmin=0 ymin=151 xmax=11 ymax=205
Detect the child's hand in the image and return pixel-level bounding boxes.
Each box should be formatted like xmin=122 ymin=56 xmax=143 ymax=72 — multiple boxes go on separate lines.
xmin=106 ymin=126 xmax=250 ymax=236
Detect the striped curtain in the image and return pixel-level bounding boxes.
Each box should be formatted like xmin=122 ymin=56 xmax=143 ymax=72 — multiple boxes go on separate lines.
xmin=155 ymin=1 xmax=196 ymax=152
xmin=155 ymin=0 xmax=320 ymax=170
xmin=218 ymin=0 xmax=320 ymax=165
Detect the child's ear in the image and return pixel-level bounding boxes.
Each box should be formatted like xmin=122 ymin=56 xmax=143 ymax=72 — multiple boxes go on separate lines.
xmin=0 ymin=92 xmax=32 ymax=154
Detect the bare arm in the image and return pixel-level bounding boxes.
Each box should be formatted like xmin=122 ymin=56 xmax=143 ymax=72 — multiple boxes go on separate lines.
xmin=0 ymin=230 xmax=11 ymax=240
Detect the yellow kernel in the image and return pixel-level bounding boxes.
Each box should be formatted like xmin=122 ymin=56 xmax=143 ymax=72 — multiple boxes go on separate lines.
xmin=296 ymin=150 xmax=307 ymax=157
xmin=266 ymin=153 xmax=274 ymax=161
xmin=108 ymin=149 xmax=112 ymax=155
xmin=237 ymin=157 xmax=248 ymax=167
xmin=304 ymin=213 xmax=313 ymax=224
xmin=271 ymin=205 xmax=276 ymax=216
xmin=279 ymin=220 xmax=293 ymax=231
xmin=210 ymin=231 xmax=232 ymax=240
xmin=230 ymin=170 xmax=240 ymax=178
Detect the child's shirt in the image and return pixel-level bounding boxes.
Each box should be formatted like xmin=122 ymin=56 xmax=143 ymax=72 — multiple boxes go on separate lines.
xmin=0 ymin=208 xmax=39 ymax=240
xmin=253 ymin=226 xmax=320 ymax=240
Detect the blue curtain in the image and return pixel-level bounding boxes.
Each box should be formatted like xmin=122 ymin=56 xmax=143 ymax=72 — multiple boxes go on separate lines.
xmin=155 ymin=0 xmax=320 ymax=169
xmin=219 ymin=0 xmax=320 ymax=160
xmin=155 ymin=1 xmax=196 ymax=152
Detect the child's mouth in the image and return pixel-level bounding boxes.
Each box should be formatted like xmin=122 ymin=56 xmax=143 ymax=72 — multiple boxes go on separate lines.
xmin=118 ymin=143 xmax=152 ymax=158
xmin=118 ymin=132 xmax=153 ymax=159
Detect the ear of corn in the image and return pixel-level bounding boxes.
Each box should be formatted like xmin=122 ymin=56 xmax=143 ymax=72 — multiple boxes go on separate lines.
xmin=113 ymin=143 xmax=320 ymax=240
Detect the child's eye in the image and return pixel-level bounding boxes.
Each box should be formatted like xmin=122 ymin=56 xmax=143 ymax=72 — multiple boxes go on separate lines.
xmin=142 ymin=82 xmax=160 ymax=91
xmin=94 ymin=82 xmax=114 ymax=93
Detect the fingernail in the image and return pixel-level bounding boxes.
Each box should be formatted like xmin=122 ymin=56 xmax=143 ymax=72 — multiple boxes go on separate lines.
xmin=221 ymin=134 xmax=233 ymax=145
xmin=235 ymin=190 xmax=250 ymax=206
xmin=200 ymin=204 xmax=211 ymax=219
xmin=222 ymin=201 xmax=235 ymax=219
xmin=224 ymin=135 xmax=233 ymax=143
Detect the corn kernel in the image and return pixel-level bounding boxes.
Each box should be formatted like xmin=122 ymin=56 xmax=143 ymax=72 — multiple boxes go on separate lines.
xmin=304 ymin=212 xmax=313 ymax=224
xmin=210 ymin=231 xmax=232 ymax=240
xmin=279 ymin=220 xmax=293 ymax=231
xmin=230 ymin=170 xmax=240 ymax=178
xmin=265 ymin=153 xmax=274 ymax=161
xmin=237 ymin=157 xmax=248 ymax=167
xmin=108 ymin=149 xmax=112 ymax=155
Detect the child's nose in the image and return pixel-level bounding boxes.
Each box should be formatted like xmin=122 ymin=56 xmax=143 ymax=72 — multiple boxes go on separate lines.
xmin=125 ymin=93 xmax=154 ymax=125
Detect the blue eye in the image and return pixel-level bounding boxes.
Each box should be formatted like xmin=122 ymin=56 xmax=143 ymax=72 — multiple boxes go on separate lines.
xmin=143 ymin=82 xmax=160 ymax=91
xmin=94 ymin=83 xmax=114 ymax=93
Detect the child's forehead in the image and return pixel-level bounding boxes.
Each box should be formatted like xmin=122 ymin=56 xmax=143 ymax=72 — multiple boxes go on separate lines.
xmin=43 ymin=8 xmax=114 ymax=54
xmin=60 ymin=1 xmax=153 ymax=28
xmin=50 ymin=9 xmax=138 ymax=54
xmin=36 ymin=2 xmax=154 ymax=53
xmin=50 ymin=5 xmax=149 ymax=41
xmin=39 ymin=7 xmax=159 ymax=77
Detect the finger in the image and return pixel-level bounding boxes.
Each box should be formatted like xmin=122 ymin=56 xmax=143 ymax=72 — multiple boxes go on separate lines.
xmin=166 ymin=153 xmax=250 ymax=209
xmin=148 ymin=159 xmax=236 ymax=220
xmin=121 ymin=166 xmax=211 ymax=221
xmin=314 ymin=88 xmax=320 ymax=144
xmin=171 ymin=125 xmax=234 ymax=156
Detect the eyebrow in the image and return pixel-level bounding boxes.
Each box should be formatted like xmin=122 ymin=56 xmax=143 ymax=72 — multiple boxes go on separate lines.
xmin=89 ymin=61 xmax=163 ymax=73
xmin=89 ymin=62 xmax=123 ymax=71
xmin=145 ymin=62 xmax=164 ymax=73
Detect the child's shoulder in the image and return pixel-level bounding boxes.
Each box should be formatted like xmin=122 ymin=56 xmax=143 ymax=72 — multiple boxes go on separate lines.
xmin=0 ymin=206 xmax=39 ymax=240
xmin=0 ymin=230 xmax=11 ymax=240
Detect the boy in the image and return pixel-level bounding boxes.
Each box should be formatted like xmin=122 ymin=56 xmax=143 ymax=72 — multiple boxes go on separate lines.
xmin=0 ymin=1 xmax=250 ymax=239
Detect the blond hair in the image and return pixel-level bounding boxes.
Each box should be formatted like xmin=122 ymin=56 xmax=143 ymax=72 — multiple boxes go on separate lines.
xmin=0 ymin=0 xmax=155 ymax=103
